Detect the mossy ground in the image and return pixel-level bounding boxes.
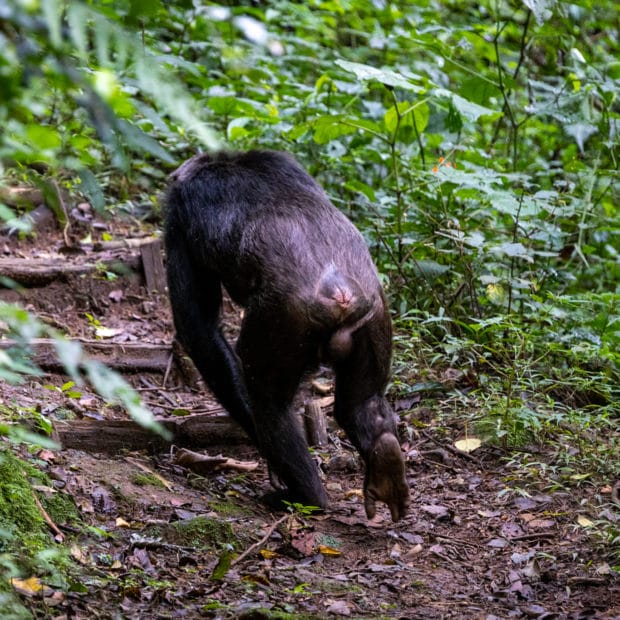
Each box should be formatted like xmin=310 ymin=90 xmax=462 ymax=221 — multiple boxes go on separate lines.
xmin=0 ymin=448 xmax=78 ymax=618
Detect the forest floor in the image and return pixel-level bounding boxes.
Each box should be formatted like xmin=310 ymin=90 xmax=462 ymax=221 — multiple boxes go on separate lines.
xmin=0 ymin=208 xmax=618 ymax=619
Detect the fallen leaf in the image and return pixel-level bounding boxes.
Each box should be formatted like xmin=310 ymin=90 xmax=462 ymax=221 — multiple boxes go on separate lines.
xmin=260 ymin=549 xmax=279 ymax=559
xmin=71 ymin=544 xmax=88 ymax=564
xmin=526 ymin=518 xmax=555 ymax=529
xmin=94 ymin=326 xmax=124 ymax=338
xmin=420 ymin=504 xmax=450 ymax=520
xmin=478 ymin=509 xmax=502 ymax=518
xmin=36 ymin=449 xmax=55 ymax=462
xmin=487 ymin=538 xmax=508 ymax=548
xmin=577 ymin=515 xmax=594 ymax=527
xmin=318 ymin=545 xmax=341 ymax=556
xmin=292 ymin=530 xmax=317 ymax=556
xmin=325 ymin=600 xmax=352 ymax=616
xmin=11 ymin=576 xmax=51 ymax=597
xmin=454 ymin=437 xmax=482 ymax=453
xmin=115 ymin=517 xmax=131 ymax=528
xmin=404 ymin=543 xmax=423 ymax=559
xmin=243 ymin=573 xmax=270 ymax=586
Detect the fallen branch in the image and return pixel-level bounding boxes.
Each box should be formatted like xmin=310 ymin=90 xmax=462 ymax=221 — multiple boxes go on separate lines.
xmin=231 ymin=514 xmax=289 ymax=567
xmin=32 ymin=490 xmax=64 ymax=543
xmin=174 ymin=448 xmax=259 ymax=475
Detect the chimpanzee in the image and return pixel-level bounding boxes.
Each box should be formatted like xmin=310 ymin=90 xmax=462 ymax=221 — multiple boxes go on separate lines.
xmin=164 ymin=150 xmax=410 ymax=521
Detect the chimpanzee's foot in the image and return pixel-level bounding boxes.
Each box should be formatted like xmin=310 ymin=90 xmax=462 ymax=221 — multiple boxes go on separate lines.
xmin=364 ymin=433 xmax=410 ymax=522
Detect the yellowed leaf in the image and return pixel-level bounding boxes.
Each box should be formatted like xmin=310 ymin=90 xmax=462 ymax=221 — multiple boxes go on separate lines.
xmin=115 ymin=517 xmax=131 ymax=528
xmin=318 ymin=545 xmax=341 ymax=556
xmin=577 ymin=515 xmax=594 ymax=527
xmin=11 ymin=576 xmax=48 ymax=597
xmin=454 ymin=437 xmax=482 ymax=453
xmin=260 ymin=549 xmax=279 ymax=559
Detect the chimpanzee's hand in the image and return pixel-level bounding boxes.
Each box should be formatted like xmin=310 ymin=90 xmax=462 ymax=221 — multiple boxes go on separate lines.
xmin=364 ymin=433 xmax=410 ymax=522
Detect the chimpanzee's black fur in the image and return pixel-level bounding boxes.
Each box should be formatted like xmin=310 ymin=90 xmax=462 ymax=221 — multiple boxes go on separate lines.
xmin=164 ymin=150 xmax=409 ymax=521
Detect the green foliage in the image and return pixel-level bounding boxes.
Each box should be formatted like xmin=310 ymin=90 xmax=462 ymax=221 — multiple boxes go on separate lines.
xmin=0 ymin=302 xmax=168 ymax=439
xmin=0 ymin=449 xmax=73 ymax=618
xmin=0 ymin=0 xmax=618 ymax=568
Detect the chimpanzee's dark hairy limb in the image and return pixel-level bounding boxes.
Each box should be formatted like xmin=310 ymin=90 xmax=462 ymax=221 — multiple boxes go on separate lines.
xmin=164 ymin=150 xmax=410 ymax=521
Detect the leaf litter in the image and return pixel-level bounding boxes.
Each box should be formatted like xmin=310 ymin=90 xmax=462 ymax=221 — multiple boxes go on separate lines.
xmin=0 ymin=223 xmax=618 ymax=619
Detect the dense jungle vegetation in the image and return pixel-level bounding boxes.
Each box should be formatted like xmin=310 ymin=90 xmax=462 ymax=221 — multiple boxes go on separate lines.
xmin=0 ymin=0 xmax=618 ymax=616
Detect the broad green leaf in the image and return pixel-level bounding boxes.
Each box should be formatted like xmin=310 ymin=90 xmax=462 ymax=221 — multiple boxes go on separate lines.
xmin=335 ymin=60 xmax=424 ymax=93
xmin=208 ymin=96 xmax=240 ymax=115
xmin=491 ymin=242 xmax=533 ymax=261
xmin=312 ymin=115 xmax=381 ymax=144
xmin=434 ymin=89 xmax=500 ymax=122
xmin=460 ymin=77 xmax=502 ymax=106
xmin=117 ymin=120 xmax=175 ymax=163
xmin=384 ymin=101 xmax=429 ymax=136
xmin=25 ymin=125 xmax=62 ymax=151
xmin=313 ymin=116 xmax=357 ymax=144
xmin=227 ymin=117 xmax=250 ymax=141
xmin=412 ymin=259 xmax=450 ymax=279
xmin=78 ymin=169 xmax=105 ymax=212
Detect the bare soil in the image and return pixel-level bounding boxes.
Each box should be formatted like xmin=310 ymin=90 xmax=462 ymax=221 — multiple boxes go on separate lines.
xmin=0 ymin=215 xmax=618 ymax=619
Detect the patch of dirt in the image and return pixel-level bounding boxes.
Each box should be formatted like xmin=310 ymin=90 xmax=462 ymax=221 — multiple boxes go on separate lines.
xmin=1 ymin=215 xmax=618 ymax=619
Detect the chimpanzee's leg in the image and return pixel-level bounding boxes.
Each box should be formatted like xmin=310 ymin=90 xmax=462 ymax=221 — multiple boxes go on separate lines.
xmin=332 ymin=314 xmax=410 ymax=521
xmin=237 ymin=309 xmax=328 ymax=509
xmin=165 ymin=232 xmax=257 ymax=443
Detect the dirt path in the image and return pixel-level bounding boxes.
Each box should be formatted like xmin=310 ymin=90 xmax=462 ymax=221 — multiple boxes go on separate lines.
xmin=0 ymin=222 xmax=617 ymax=619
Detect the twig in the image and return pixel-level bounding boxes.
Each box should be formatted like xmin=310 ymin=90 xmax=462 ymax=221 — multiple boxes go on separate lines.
xmin=231 ymin=514 xmax=289 ymax=566
xmin=32 ymin=491 xmax=65 ymax=542
xmin=162 ymin=351 xmax=174 ymax=388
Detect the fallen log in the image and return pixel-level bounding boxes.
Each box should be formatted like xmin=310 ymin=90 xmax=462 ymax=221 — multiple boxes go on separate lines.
xmin=0 ymin=256 xmax=141 ymax=286
xmin=53 ymin=412 xmax=251 ymax=453
xmin=0 ymin=338 xmax=172 ymax=373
